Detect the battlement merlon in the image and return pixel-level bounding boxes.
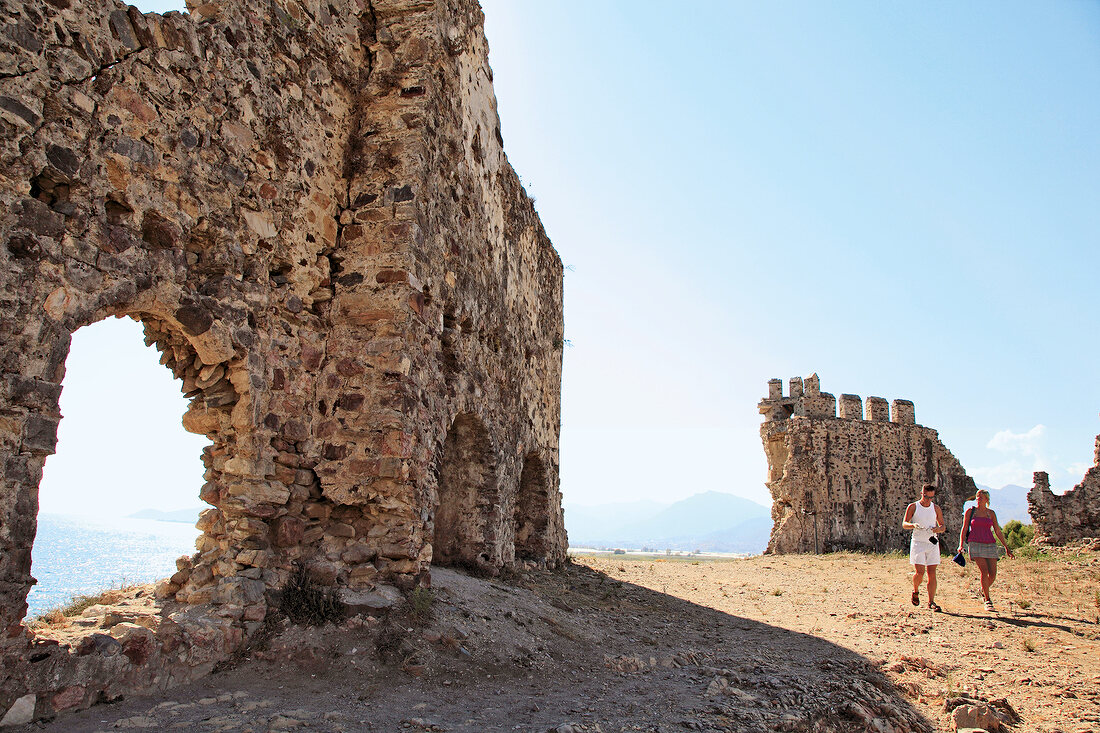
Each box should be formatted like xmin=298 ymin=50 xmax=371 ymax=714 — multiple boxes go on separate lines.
xmin=866 ymin=397 xmax=890 ymax=422
xmin=759 ymin=376 xmax=917 ymax=426
xmin=839 ymin=394 xmax=863 ymax=420
xmin=892 ymin=399 xmax=915 ymax=425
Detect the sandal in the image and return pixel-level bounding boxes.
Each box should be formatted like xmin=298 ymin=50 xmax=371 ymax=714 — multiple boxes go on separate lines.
xmin=928 ymin=602 xmax=942 ymax=613
xmin=911 ymin=591 xmax=919 ymax=606
xmin=984 ymin=600 xmax=995 ymax=613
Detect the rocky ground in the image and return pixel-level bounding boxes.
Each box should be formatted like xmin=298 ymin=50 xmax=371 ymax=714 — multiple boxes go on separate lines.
xmin=12 ymin=549 xmax=1100 ymax=733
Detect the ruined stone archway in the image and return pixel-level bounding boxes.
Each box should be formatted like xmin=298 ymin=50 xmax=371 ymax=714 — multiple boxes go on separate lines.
xmin=26 ymin=316 xmax=208 ymax=617
xmin=513 ymin=453 xmax=550 ymax=562
xmin=3 ymin=293 xmax=256 ymax=630
xmin=1 ymin=0 xmax=567 ymax=721
xmin=433 ymin=413 xmax=498 ymax=568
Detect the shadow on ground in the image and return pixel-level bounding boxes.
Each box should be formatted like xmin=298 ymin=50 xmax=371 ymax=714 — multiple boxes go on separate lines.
xmin=24 ymin=563 xmax=935 ymax=733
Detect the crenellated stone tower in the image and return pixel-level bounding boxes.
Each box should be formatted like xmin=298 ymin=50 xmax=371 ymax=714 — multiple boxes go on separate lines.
xmin=0 ymin=0 xmax=565 ymax=720
xmin=759 ymin=374 xmax=974 ymax=553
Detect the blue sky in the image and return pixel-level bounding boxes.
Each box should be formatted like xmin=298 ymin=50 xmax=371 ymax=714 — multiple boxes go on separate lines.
xmin=40 ymin=1 xmax=1100 ymax=517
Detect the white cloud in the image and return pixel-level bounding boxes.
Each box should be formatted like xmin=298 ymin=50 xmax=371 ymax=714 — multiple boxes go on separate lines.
xmin=986 ymin=424 xmax=1046 ymax=455
xmin=1065 ymin=462 xmax=1093 ymax=481
xmin=973 ymin=425 xmax=1051 ymax=489
xmin=971 ymin=460 xmax=1034 ymax=490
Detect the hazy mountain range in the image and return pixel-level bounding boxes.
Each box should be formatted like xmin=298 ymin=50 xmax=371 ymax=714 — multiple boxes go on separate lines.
xmin=564 ymin=491 xmax=772 ymax=554
xmin=565 ymin=484 xmax=1034 ymax=555
xmin=127 ymin=484 xmax=1031 ymax=554
xmin=973 ymin=484 xmax=1031 ymax=524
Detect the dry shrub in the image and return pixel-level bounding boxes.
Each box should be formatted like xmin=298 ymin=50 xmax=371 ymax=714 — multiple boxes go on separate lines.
xmin=279 ymin=565 xmax=345 ymax=626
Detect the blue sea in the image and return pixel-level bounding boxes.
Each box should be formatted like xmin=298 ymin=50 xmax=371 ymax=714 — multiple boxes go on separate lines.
xmin=25 ymin=514 xmax=200 ymax=619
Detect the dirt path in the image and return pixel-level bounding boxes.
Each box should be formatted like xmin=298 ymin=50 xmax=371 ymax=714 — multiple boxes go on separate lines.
xmin=583 ymin=551 xmax=1100 ymax=733
xmin=18 ymin=552 xmax=1100 ymax=733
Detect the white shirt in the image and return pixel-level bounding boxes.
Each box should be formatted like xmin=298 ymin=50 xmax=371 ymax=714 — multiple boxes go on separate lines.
xmin=910 ymin=500 xmax=938 ymax=543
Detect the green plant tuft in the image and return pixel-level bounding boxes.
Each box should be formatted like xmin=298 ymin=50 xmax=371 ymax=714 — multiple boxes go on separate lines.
xmin=407 ymin=586 xmax=434 ymax=621
xmin=1015 ymin=544 xmax=1046 ymax=561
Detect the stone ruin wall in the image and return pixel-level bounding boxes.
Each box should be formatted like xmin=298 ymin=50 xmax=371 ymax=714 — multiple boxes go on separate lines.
xmin=1029 ymin=433 xmax=1100 ymax=545
xmin=0 ymin=0 xmax=565 ymax=722
xmin=759 ymin=375 xmax=975 ymax=554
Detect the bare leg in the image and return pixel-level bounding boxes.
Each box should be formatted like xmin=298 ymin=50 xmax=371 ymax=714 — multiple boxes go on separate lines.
xmin=987 ymin=559 xmax=998 ymax=598
xmin=912 ymin=565 xmax=926 ymax=596
xmin=974 ymin=558 xmax=992 ymax=601
xmin=926 ymin=565 xmax=938 ymax=605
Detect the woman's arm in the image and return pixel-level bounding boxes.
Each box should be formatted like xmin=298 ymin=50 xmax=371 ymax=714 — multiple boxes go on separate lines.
xmin=990 ymin=510 xmax=1015 ymax=558
xmin=902 ymin=503 xmax=917 ymax=530
xmin=957 ymin=507 xmax=972 ymax=553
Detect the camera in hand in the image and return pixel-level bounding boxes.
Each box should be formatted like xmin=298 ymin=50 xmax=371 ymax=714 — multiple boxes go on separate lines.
xmin=928 ymin=535 xmax=939 ymax=546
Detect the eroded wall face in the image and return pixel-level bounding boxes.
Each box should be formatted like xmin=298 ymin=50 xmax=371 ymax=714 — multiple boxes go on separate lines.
xmin=1 ymin=0 xmax=564 ymax=719
xmin=759 ymin=378 xmax=973 ymax=553
xmin=1029 ymin=435 xmax=1100 ymax=545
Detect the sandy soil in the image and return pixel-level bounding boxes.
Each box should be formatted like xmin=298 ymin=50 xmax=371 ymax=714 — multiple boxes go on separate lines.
xmin=17 ymin=550 xmax=1100 ymax=733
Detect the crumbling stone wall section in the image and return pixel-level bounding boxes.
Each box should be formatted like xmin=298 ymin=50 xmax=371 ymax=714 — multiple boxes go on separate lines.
xmin=759 ymin=375 xmax=974 ymax=553
xmin=1029 ymin=434 xmax=1100 ymax=544
xmin=0 ymin=0 xmax=564 ymax=721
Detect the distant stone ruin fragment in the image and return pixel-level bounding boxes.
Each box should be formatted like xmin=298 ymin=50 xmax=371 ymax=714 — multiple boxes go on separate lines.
xmin=758 ymin=375 xmax=975 ymax=553
xmin=1029 ymin=434 xmax=1100 ymax=544
xmin=1 ymin=0 xmax=564 ymax=721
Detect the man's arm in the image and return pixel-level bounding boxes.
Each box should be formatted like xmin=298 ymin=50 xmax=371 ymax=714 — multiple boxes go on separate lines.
xmin=902 ymin=503 xmax=917 ymax=530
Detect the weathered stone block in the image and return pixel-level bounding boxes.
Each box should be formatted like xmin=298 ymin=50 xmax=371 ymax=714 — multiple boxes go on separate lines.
xmin=271 ymin=516 xmax=304 ymax=548
xmin=0 ymin=694 xmax=35 ymax=726
xmin=21 ymin=416 xmax=59 ymax=455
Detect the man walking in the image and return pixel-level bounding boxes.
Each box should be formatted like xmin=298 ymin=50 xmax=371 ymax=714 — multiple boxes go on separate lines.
xmin=902 ymin=483 xmax=946 ymax=611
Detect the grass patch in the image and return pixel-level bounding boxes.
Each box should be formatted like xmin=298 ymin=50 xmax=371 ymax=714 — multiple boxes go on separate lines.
xmin=1016 ymin=545 xmax=1047 ymax=561
xmin=1022 ymin=637 xmax=1036 ymax=653
xmin=29 ymin=582 xmax=135 ymax=628
xmin=771 ymin=588 xmax=784 ymax=596
xmin=1015 ymin=544 xmax=1093 ymax=563
xmin=1015 ymin=599 xmax=1032 ymax=611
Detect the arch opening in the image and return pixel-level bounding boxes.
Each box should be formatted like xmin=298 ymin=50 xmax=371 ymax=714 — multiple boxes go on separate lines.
xmin=513 ymin=453 xmax=549 ymax=562
xmin=433 ymin=413 xmax=497 ymax=568
xmin=18 ymin=313 xmax=240 ymax=627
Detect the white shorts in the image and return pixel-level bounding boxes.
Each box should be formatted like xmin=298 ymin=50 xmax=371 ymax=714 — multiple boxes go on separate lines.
xmin=910 ymin=538 xmax=940 ymax=566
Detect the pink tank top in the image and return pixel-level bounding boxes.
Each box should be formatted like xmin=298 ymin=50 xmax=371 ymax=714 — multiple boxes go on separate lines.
xmin=968 ymin=515 xmax=996 ymax=544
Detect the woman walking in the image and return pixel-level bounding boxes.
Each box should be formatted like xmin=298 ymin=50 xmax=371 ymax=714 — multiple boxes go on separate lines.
xmin=958 ymin=489 xmax=1014 ymax=613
